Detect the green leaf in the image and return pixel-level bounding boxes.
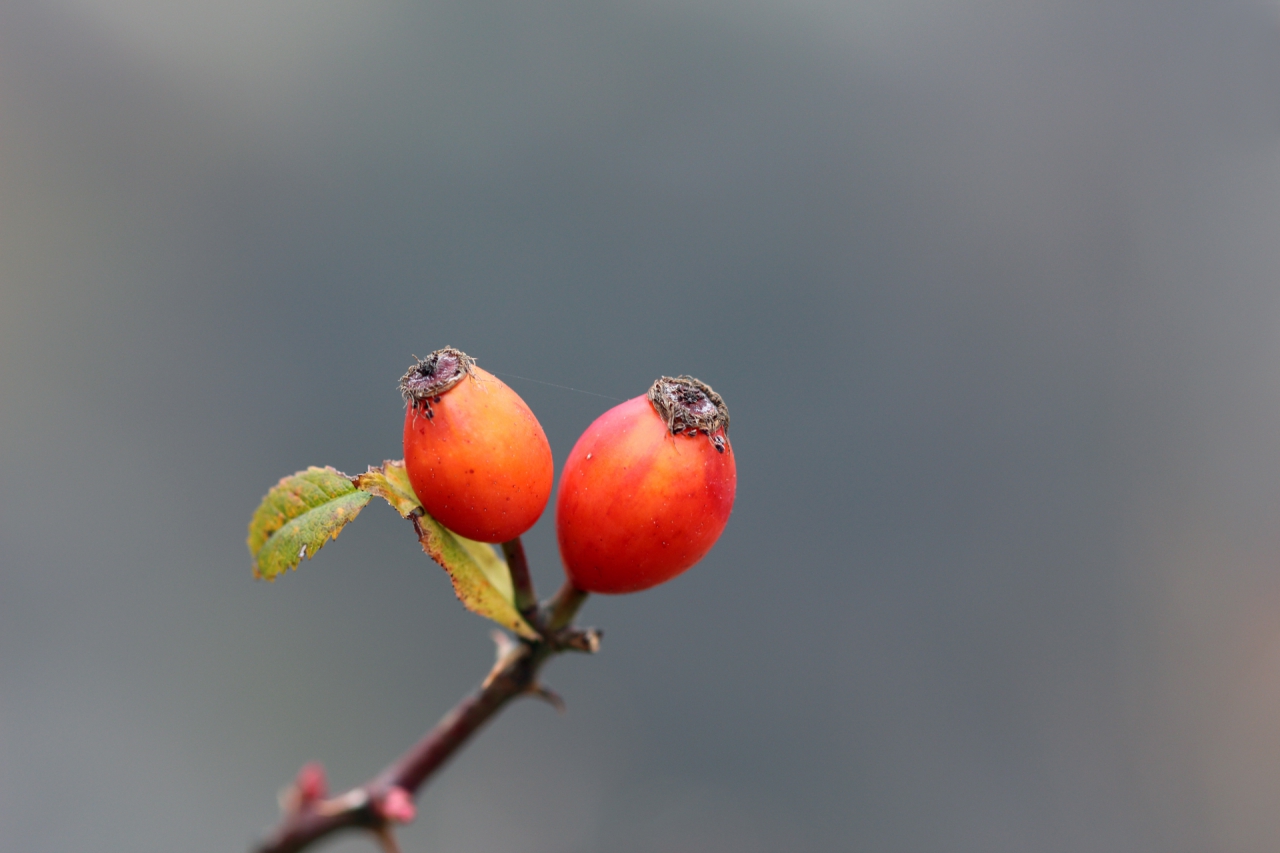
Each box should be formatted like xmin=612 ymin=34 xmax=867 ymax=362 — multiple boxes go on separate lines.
xmin=248 ymin=466 xmax=372 ymax=580
xmin=355 ymin=460 xmax=538 ymax=640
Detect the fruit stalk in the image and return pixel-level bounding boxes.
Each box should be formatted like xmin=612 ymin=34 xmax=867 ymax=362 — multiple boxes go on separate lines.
xmin=252 ymin=582 xmax=591 ymax=853
xmin=500 ymin=537 xmax=539 ymax=623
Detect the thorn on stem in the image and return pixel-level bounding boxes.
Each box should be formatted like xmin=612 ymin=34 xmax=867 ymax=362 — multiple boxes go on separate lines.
xmin=483 ymin=630 xmax=525 ymax=689
xmin=373 ymin=825 xmax=404 ymax=853
xmin=490 ymin=629 xmax=518 ymax=659
xmin=529 ymin=682 xmax=566 ymax=713
xmin=554 ymin=627 xmax=602 ymax=653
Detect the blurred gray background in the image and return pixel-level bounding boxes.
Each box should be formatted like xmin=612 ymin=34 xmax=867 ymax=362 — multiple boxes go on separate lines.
xmin=4 ymin=0 xmax=1280 ymax=850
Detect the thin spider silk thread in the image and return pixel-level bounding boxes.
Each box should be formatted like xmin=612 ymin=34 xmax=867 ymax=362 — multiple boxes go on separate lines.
xmin=488 ymin=370 xmax=625 ymax=402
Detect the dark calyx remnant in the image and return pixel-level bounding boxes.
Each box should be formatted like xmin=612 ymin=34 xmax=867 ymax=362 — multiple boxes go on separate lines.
xmin=647 ymin=375 xmax=730 ymax=453
xmin=400 ymin=347 xmax=476 ymax=419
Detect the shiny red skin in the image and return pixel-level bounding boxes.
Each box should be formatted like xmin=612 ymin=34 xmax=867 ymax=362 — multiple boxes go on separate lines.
xmin=556 ymin=395 xmax=736 ymax=593
xmin=403 ymin=367 xmax=553 ymax=543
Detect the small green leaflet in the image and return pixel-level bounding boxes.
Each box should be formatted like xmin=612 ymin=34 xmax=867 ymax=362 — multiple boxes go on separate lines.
xmin=247 ymin=466 xmax=372 ymax=580
xmin=354 ymin=460 xmax=539 ymax=640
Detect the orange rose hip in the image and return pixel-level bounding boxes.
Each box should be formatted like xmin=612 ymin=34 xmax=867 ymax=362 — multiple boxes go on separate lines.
xmin=556 ymin=375 xmax=736 ymax=594
xmin=401 ymin=348 xmax=554 ymax=543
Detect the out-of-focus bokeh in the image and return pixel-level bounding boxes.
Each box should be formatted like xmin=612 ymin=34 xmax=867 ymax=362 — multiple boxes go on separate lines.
xmin=4 ymin=0 xmax=1280 ymax=850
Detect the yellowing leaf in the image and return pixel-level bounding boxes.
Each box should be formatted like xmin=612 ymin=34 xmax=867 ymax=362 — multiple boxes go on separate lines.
xmin=355 ymin=461 xmax=538 ymax=639
xmin=248 ymin=467 xmax=371 ymax=580
xmin=352 ymin=458 xmax=421 ymax=519
xmin=454 ymin=537 xmax=515 ymax=606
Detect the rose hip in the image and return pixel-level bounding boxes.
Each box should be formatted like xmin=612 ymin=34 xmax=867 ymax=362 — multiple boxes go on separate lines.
xmin=401 ymin=348 xmax=553 ymax=543
xmin=556 ymin=375 xmax=736 ymax=593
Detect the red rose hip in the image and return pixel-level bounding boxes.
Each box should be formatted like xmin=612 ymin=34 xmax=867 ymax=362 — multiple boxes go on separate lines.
xmin=401 ymin=348 xmax=554 ymax=543
xmin=556 ymin=375 xmax=736 ymax=594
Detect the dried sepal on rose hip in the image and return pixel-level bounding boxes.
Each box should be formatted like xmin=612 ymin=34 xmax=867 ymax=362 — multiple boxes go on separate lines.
xmin=400 ymin=347 xmax=554 ymax=543
xmin=555 ymin=375 xmax=736 ymax=594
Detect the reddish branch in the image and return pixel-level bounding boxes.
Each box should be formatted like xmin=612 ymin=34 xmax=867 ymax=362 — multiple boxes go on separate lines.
xmin=253 ymin=576 xmax=594 ymax=853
